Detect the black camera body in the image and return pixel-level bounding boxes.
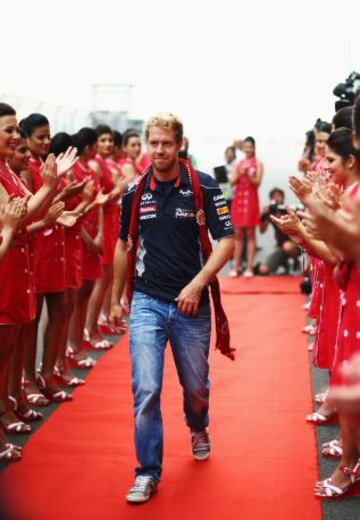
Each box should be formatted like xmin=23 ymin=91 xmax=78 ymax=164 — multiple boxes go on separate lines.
xmin=261 ymin=202 xmax=303 ymax=223
xmin=268 ymin=203 xmax=288 ymax=216
xmin=333 ymin=71 xmax=360 ymax=111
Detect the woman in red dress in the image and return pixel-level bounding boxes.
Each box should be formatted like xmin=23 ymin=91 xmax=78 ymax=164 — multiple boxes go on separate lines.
xmin=312 ymin=128 xmax=360 ymax=498
xmin=6 ymin=134 xmax=50 ymax=426
xmin=19 ymin=114 xmax=78 ymax=404
xmin=85 ymin=125 xmax=121 ymax=348
xmin=0 ymin=103 xmax=72 ymax=461
xmin=48 ymin=132 xmax=95 ymax=386
xmin=118 ymin=129 xmax=143 ymax=180
xmin=230 ymin=137 xmax=263 ymax=277
xmin=68 ymin=128 xmax=107 ymax=366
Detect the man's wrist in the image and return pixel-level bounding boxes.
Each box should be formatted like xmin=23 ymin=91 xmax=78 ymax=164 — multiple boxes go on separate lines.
xmin=194 ymin=272 xmax=209 ymax=289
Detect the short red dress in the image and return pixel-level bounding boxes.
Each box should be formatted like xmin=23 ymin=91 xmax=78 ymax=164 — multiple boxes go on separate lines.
xmin=78 ymin=161 xmax=102 ymax=281
xmin=230 ymin=157 xmax=260 ymax=228
xmin=29 ymin=157 xmax=66 ymax=294
xmin=331 ymin=181 xmax=360 ymax=384
xmin=61 ymin=170 xmax=84 ymax=289
xmin=312 ymin=262 xmax=340 ymax=369
xmin=308 ymin=258 xmax=323 ymax=320
xmin=0 ymin=161 xmax=36 ymax=324
xmin=92 ymin=155 xmax=116 ymax=265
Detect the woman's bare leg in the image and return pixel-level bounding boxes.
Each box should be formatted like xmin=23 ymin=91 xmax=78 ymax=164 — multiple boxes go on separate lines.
xmin=232 ymin=227 xmax=245 ymax=273
xmin=69 ymin=280 xmax=95 ymax=354
xmin=246 ymin=227 xmax=256 ymax=272
xmin=85 ymin=263 xmax=113 ymax=338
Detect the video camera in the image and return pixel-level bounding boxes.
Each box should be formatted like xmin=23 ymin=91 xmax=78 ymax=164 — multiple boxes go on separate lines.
xmin=333 ymin=71 xmax=360 ymax=111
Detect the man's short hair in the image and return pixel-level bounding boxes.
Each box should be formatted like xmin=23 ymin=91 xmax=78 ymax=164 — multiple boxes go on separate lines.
xmin=145 ymin=112 xmax=183 ymax=143
xmin=269 ymin=187 xmax=285 ymax=199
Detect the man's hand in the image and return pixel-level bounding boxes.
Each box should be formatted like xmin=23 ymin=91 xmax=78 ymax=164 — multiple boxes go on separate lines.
xmin=175 ymin=279 xmax=205 ymax=315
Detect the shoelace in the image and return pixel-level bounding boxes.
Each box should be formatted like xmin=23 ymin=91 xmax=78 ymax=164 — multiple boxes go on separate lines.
xmin=192 ymin=430 xmax=210 ymax=450
xmin=131 ymin=476 xmax=154 ymax=493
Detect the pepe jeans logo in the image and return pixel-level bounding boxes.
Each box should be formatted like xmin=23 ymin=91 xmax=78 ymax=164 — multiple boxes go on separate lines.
xmin=141 ymin=193 xmax=153 ymax=201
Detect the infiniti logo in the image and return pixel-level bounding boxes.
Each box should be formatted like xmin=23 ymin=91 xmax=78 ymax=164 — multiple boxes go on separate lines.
xmin=141 ymin=193 xmax=153 ymax=201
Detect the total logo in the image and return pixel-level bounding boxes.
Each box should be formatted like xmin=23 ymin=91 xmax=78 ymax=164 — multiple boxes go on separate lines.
xmin=179 ymin=189 xmax=193 ymax=197
xmin=141 ymin=193 xmax=153 ymax=201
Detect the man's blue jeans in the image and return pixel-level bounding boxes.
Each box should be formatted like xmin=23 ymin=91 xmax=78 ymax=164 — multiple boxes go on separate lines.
xmin=129 ymin=291 xmax=211 ymax=482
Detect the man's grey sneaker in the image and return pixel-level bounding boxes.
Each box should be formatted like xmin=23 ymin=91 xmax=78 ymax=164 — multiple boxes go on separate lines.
xmin=191 ymin=429 xmax=211 ymax=461
xmin=126 ymin=476 xmax=158 ymax=503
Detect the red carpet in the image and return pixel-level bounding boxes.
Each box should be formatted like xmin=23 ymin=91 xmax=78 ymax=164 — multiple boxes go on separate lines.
xmin=2 ymin=277 xmax=321 ymax=520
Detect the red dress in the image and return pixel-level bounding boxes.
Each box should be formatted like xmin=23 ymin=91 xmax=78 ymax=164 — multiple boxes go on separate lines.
xmin=312 ymin=262 xmax=340 ymax=369
xmin=77 ymin=161 xmax=102 ymax=281
xmin=0 ymin=161 xmax=36 ymax=324
xmin=92 ymin=156 xmax=116 ymax=265
xmin=230 ymin=157 xmax=260 ymax=227
xmin=308 ymin=258 xmax=323 ymax=320
xmin=61 ymin=170 xmax=84 ymax=289
xmin=29 ymin=157 xmax=66 ymax=294
xmin=332 ymin=181 xmax=360 ymax=384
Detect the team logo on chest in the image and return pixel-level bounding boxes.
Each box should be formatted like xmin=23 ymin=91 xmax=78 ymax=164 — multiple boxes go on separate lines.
xmin=175 ymin=207 xmax=196 ymax=219
xmin=141 ymin=193 xmax=153 ymax=201
xmin=140 ymin=204 xmax=157 ymax=214
xmin=139 ymin=197 xmax=157 ymax=220
xmin=179 ymin=188 xmax=193 ymax=197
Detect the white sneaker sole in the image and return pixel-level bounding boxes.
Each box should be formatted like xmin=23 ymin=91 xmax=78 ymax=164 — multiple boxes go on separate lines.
xmin=126 ymin=490 xmax=157 ymax=504
xmin=193 ymin=452 xmax=210 ymax=461
xmin=126 ymin=494 xmax=151 ymax=503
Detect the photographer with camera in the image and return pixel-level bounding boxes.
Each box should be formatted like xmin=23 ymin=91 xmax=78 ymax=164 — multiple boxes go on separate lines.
xmin=257 ymin=188 xmax=300 ymax=275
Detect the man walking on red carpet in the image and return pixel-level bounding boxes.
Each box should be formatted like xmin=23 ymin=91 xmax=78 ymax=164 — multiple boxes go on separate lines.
xmin=111 ymin=113 xmax=234 ymax=504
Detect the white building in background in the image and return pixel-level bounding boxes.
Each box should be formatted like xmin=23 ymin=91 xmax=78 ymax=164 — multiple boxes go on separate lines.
xmin=1 ymin=83 xmax=144 ymax=135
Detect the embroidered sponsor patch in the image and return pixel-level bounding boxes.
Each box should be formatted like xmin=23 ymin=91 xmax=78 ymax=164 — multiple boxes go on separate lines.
xmin=215 ymin=200 xmax=227 ymax=207
xmin=179 ymin=189 xmax=193 ymax=197
xmin=140 ymin=213 xmax=157 ymax=220
xmin=217 ymin=206 xmax=229 ymax=215
xmin=141 ymin=193 xmax=153 ymax=201
xmin=213 ymin=194 xmax=225 ymax=202
xmin=175 ymin=208 xmax=196 ymax=219
xmin=140 ymin=205 xmax=157 ymax=214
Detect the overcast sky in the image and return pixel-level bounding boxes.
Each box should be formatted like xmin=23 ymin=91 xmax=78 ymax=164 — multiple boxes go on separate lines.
xmin=2 ymin=0 xmax=360 ymax=194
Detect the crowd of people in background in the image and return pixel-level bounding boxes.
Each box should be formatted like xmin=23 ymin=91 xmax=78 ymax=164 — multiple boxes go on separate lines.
xmin=2 ymin=93 xmax=360 ymax=503
xmin=218 ymin=137 xmax=301 ymax=277
xmin=0 ymin=103 xmax=150 ymax=463
xmin=269 ymin=100 xmax=360 ymax=499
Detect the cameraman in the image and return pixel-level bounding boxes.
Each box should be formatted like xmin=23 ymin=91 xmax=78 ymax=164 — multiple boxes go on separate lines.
xmin=258 ymin=188 xmax=300 ymax=275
